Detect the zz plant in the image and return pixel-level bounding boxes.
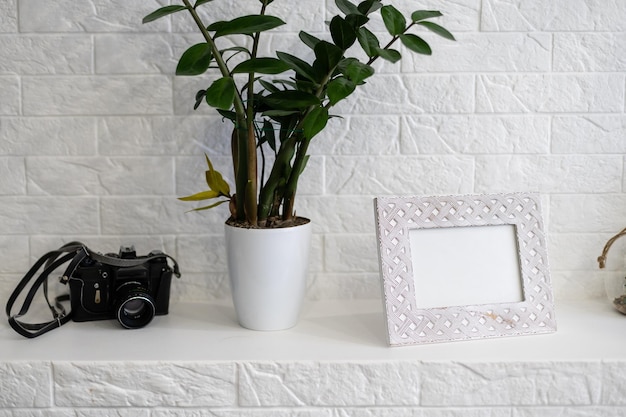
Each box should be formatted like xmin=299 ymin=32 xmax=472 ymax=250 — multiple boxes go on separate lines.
xmin=143 ymin=0 xmax=455 ymax=228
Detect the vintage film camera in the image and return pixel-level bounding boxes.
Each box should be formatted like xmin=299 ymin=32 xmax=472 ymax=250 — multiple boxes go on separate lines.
xmin=65 ymin=245 xmax=178 ymax=329
xmin=6 ymin=242 xmax=180 ymax=338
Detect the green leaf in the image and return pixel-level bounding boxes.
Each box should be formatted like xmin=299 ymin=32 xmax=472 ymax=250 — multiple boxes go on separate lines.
xmin=194 ymin=89 xmax=206 ymax=110
xmin=263 ymin=91 xmax=320 ymax=110
xmin=330 ymin=16 xmax=357 ymax=49
xmin=302 ymin=107 xmax=329 ymax=139
xmin=232 ymin=58 xmax=290 ymax=74
xmin=208 ymin=15 xmax=285 ymax=37
xmin=297 ymin=155 xmax=310 ymax=176
xmin=375 ymin=47 xmax=401 ymax=63
xmin=219 ymin=46 xmax=252 ymax=57
xmin=176 ymin=43 xmax=213 ymax=76
xmin=262 ymin=109 xmax=299 ymax=117
xmin=381 ymin=5 xmax=406 ymax=36
xmin=399 ymin=34 xmax=432 ymax=55
xmin=217 ymin=109 xmax=236 ymax=122
xmin=276 ymin=51 xmax=319 ymax=83
xmin=338 ymin=58 xmax=374 ymax=84
xmin=327 ymin=77 xmax=356 ymax=105
xmin=142 ymin=5 xmax=187 ymax=24
xmin=418 ymin=21 xmax=456 ymax=41
xmin=205 ymin=154 xmax=231 ymax=196
xmin=178 ymin=190 xmax=220 ymax=201
xmin=356 ymin=27 xmax=380 ymax=57
xmin=299 ymin=31 xmax=322 ymax=50
xmin=261 ymin=119 xmax=277 ymax=151
xmin=357 ymin=0 xmax=382 ymax=15
xmin=194 ymin=0 xmax=214 ymax=7
xmin=411 ymin=10 xmax=443 ymax=22
xmin=335 ymin=0 xmax=361 ymax=16
xmin=345 ymin=13 xmax=369 ymax=28
xmin=205 ymin=77 xmax=236 ymax=110
xmin=313 ymin=41 xmax=344 ymax=75
xmin=294 ymin=78 xmax=318 ymax=92
xmin=272 ymin=78 xmax=298 ymax=89
xmin=259 ymin=79 xmax=280 ymax=94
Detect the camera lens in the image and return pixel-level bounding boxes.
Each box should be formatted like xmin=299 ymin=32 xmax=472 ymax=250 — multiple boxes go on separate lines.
xmin=115 ymin=289 xmax=156 ymax=329
xmin=122 ymin=299 xmax=146 ymax=316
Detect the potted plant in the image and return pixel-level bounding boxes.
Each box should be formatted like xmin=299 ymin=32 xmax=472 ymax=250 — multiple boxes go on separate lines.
xmin=143 ymin=0 xmax=455 ymax=330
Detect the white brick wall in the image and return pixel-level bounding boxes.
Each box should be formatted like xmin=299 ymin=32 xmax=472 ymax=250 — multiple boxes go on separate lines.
xmin=1 ymin=0 xmax=625 ymax=306
xmin=1 ymin=360 xmax=626 ymax=415
xmin=0 ymin=0 xmax=625 ymax=316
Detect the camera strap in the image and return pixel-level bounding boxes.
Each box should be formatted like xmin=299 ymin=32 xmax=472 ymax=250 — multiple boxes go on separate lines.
xmin=5 ymin=242 xmax=180 ymax=339
xmin=5 ymin=242 xmax=86 ymax=338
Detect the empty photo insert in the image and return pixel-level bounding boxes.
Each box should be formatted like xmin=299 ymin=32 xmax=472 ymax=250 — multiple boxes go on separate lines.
xmin=409 ymin=224 xmax=524 ymax=309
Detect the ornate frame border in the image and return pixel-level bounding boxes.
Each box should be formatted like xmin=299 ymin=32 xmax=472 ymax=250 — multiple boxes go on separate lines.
xmin=374 ymin=193 xmax=556 ymax=346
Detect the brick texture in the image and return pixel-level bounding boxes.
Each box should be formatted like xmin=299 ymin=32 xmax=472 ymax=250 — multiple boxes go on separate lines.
xmin=1 ymin=360 xmax=626 ymax=415
xmin=1 ymin=7 xmax=626 ymax=413
xmin=1 ymin=0 xmax=624 ymax=307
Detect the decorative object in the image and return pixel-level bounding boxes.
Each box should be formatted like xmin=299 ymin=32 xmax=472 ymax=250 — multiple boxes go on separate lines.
xmin=374 ymin=192 xmax=557 ymax=346
xmin=142 ymin=0 xmax=454 ymax=329
xmin=597 ymin=227 xmax=626 ymax=315
xmin=142 ymin=0 xmax=454 ymax=226
xmin=225 ymin=219 xmax=312 ymax=330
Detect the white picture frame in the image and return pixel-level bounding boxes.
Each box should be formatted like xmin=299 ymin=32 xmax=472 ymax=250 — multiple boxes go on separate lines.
xmin=374 ymin=193 xmax=557 ymax=346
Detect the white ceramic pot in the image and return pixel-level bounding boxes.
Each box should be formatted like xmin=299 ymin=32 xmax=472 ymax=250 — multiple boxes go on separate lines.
xmin=224 ymin=219 xmax=312 ymax=330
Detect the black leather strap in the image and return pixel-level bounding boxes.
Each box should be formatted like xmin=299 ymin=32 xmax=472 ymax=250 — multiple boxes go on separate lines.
xmin=6 ymin=242 xmax=180 ymax=338
xmin=6 ymin=243 xmax=84 ymax=338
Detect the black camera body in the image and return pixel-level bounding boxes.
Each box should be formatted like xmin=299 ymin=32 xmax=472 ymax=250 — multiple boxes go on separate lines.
xmin=67 ymin=246 xmax=174 ymax=329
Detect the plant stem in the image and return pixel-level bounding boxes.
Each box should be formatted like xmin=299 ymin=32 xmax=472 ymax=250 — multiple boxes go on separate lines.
xmin=242 ymin=0 xmax=271 ymax=225
xmin=181 ymin=0 xmax=250 ymax=222
xmin=282 ymin=136 xmax=308 ymax=221
xmin=258 ymin=135 xmax=296 ymax=221
xmin=279 ymin=66 xmax=337 ymax=221
xmin=181 ymin=0 xmax=245 ymax=116
xmin=271 ymin=21 xmax=421 ymax=222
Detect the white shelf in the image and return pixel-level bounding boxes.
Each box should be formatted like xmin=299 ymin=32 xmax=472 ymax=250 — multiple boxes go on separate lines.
xmin=2 ymin=298 xmax=625 ymax=362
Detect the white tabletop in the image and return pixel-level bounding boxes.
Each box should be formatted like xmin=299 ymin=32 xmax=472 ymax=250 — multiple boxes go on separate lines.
xmin=2 ymin=298 xmax=625 ymax=362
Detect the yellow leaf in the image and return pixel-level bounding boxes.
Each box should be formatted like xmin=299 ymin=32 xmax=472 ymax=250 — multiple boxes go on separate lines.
xmin=204 ymin=154 xmax=231 ymax=196
xmin=178 ymin=190 xmax=220 ymax=201
xmin=190 ymin=199 xmax=231 ymax=211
